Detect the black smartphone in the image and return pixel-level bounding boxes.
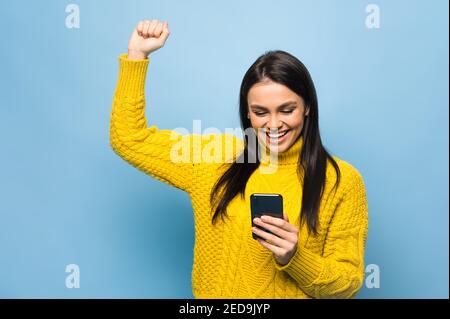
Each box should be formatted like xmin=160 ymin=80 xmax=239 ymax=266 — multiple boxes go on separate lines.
xmin=250 ymin=193 xmax=283 ymax=240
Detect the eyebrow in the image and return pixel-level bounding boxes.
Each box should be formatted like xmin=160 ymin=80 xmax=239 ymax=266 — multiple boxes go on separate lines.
xmin=249 ymin=101 xmax=297 ymax=110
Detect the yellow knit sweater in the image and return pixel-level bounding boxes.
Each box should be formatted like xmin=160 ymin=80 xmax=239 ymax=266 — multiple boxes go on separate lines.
xmin=110 ymin=53 xmax=369 ymax=299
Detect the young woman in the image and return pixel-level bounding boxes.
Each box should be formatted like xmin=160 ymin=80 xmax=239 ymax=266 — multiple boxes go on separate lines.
xmin=110 ymin=19 xmax=369 ymax=299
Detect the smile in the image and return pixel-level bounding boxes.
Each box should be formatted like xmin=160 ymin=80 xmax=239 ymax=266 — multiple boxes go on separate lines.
xmin=266 ymin=129 xmax=290 ymax=139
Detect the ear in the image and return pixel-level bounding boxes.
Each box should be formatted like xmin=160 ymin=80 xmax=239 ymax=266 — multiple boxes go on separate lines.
xmin=305 ymin=107 xmax=310 ymax=117
xmin=247 ymin=112 xmax=250 ymax=119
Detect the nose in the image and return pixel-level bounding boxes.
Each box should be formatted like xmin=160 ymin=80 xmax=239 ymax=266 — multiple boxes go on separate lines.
xmin=267 ymin=115 xmax=283 ymax=131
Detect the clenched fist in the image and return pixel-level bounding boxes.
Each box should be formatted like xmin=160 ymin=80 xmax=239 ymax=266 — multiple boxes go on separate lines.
xmin=127 ymin=20 xmax=170 ymax=60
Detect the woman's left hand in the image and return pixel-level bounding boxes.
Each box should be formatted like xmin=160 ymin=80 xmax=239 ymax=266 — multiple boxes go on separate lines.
xmin=252 ymin=214 xmax=299 ymax=266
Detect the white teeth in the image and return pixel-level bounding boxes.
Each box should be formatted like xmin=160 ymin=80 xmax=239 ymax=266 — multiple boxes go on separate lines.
xmin=267 ymin=130 xmax=289 ymax=138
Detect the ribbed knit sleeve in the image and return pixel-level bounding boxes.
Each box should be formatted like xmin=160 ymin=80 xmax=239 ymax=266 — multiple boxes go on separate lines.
xmin=273 ymin=168 xmax=369 ymax=298
xmin=110 ymin=53 xmax=242 ymax=193
xmin=110 ymin=53 xmax=195 ymax=192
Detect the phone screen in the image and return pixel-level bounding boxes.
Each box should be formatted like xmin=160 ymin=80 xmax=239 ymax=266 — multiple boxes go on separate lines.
xmin=250 ymin=193 xmax=283 ymax=240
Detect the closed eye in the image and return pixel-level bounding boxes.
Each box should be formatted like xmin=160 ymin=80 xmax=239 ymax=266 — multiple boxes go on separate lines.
xmin=253 ymin=109 xmax=294 ymax=116
xmin=254 ymin=112 xmax=267 ymax=116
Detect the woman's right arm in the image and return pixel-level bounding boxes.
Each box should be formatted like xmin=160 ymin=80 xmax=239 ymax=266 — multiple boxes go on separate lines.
xmin=110 ymin=20 xmax=243 ymax=193
xmin=110 ymin=20 xmax=196 ymax=192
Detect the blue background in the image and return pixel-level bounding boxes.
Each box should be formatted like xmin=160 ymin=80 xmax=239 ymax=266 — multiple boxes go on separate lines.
xmin=0 ymin=0 xmax=448 ymax=298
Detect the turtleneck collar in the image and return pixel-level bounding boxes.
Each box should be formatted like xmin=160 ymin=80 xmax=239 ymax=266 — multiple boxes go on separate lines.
xmin=259 ymin=135 xmax=303 ymax=166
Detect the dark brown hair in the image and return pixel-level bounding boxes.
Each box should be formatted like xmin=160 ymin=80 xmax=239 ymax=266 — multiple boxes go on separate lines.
xmin=210 ymin=50 xmax=341 ymax=234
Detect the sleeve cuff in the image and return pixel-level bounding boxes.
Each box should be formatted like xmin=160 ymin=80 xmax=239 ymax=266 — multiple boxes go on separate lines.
xmin=273 ymin=246 xmax=324 ymax=287
xmin=115 ymin=53 xmax=150 ymax=97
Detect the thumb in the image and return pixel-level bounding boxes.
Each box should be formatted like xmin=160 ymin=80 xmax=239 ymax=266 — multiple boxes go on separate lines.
xmin=283 ymin=212 xmax=289 ymax=223
xmin=159 ymin=21 xmax=170 ymax=43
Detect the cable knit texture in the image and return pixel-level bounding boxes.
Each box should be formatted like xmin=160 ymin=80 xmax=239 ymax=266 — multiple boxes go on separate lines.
xmin=110 ymin=53 xmax=369 ymax=299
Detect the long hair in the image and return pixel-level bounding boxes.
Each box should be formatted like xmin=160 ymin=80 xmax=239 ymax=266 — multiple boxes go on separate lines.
xmin=210 ymin=50 xmax=340 ymax=235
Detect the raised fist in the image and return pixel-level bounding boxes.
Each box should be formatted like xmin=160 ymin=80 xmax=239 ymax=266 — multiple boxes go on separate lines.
xmin=127 ymin=20 xmax=170 ymax=60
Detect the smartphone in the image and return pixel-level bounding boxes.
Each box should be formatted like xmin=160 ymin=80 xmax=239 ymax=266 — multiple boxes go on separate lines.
xmin=250 ymin=193 xmax=283 ymax=240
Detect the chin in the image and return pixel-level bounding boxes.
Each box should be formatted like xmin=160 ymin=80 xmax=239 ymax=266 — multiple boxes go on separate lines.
xmin=258 ymin=134 xmax=293 ymax=153
xmin=256 ymin=128 xmax=301 ymax=153
xmin=266 ymin=143 xmax=288 ymax=153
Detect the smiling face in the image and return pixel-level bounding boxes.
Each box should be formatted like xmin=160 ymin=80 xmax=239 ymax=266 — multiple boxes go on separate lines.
xmin=247 ymin=80 xmax=309 ymax=153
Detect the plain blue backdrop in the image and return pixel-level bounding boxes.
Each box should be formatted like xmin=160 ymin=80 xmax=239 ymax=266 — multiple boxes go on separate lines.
xmin=0 ymin=0 xmax=448 ymax=298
